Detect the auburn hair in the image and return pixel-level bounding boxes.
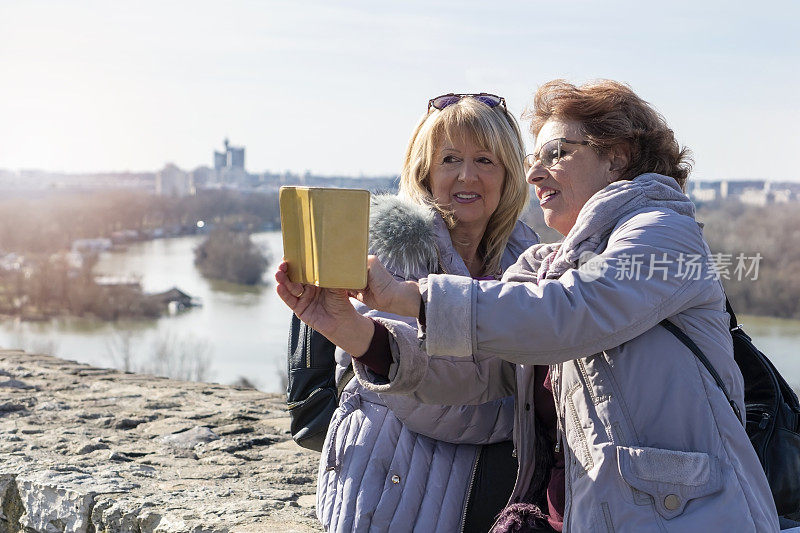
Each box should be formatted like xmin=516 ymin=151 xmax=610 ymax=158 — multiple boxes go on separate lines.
xmin=524 ymin=79 xmax=693 ymax=189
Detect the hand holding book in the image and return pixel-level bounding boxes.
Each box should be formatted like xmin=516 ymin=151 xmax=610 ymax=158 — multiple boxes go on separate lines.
xmin=279 ymin=187 xmax=370 ymax=289
xmin=278 ymin=186 xmax=421 ymax=354
xmin=355 ymin=256 xmax=421 ymax=319
xmin=275 ymin=256 xmax=421 ymax=357
xmin=275 ymin=260 xmax=374 ymax=356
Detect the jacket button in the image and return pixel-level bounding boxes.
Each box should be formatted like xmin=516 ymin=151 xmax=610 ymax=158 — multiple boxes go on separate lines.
xmin=664 ymin=494 xmax=680 ymax=511
xmin=525 ymin=403 xmax=531 ymax=411
xmin=391 ymin=475 xmax=400 ymax=484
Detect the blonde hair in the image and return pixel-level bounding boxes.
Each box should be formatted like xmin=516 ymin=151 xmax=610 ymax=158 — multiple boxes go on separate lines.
xmin=399 ymin=98 xmax=529 ymax=276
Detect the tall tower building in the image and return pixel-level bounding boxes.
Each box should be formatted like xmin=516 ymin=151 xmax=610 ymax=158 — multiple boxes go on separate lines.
xmin=213 ymin=138 xmax=246 ymax=186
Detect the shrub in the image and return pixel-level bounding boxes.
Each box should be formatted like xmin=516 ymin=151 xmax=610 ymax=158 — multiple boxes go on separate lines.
xmin=194 ymin=227 xmax=271 ymax=285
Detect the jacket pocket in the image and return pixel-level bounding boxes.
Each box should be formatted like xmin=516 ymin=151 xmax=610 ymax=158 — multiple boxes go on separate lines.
xmin=287 ymin=385 xmax=338 ymax=452
xmin=616 ymin=445 xmax=722 ymax=520
xmin=566 ymin=382 xmax=595 ymax=477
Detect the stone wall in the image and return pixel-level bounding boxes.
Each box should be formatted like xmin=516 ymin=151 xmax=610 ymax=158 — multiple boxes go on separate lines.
xmin=0 ymin=349 xmax=321 ymax=532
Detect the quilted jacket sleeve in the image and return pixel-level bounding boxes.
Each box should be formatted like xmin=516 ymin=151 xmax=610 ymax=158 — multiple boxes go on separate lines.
xmin=355 ymin=208 xmax=717 ymax=409
xmin=352 ymin=302 xmax=515 ymax=443
xmin=423 ymin=208 xmax=716 ymax=363
xmin=353 ymin=312 xmax=517 ymax=406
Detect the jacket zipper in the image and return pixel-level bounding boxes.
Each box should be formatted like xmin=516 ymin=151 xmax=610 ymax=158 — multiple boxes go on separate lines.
xmin=758 ymin=412 xmax=770 ymax=430
xmin=286 ymin=386 xmax=325 ymax=410
xmin=305 ymin=326 xmax=312 ymax=368
xmin=551 ymin=363 xmax=565 ymax=453
xmin=459 ymin=446 xmax=481 ymax=533
xmin=564 ymin=445 xmax=573 ymax=528
xmin=552 ymin=362 xmax=570 ymax=527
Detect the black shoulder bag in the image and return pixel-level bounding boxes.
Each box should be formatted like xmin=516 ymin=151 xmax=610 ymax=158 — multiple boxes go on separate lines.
xmin=661 ymin=300 xmax=800 ymax=516
xmin=286 ymin=314 xmax=353 ymax=452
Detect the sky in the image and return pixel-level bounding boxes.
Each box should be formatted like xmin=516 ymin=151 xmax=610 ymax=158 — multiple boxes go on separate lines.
xmin=0 ymin=0 xmax=798 ymax=181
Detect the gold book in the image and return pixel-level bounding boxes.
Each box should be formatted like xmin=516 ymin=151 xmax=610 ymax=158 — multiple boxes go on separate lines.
xmin=279 ymin=186 xmax=370 ymax=289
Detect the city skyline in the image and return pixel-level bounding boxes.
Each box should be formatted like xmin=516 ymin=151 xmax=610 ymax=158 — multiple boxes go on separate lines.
xmin=1 ymin=0 xmax=798 ymax=180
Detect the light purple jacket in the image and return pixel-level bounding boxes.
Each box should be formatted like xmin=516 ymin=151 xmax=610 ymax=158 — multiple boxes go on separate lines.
xmin=355 ymin=175 xmax=780 ymax=532
xmin=317 ymin=195 xmax=538 ymax=532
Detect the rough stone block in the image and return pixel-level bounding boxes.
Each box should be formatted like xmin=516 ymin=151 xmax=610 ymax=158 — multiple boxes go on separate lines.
xmin=0 ymin=350 xmax=321 ymax=532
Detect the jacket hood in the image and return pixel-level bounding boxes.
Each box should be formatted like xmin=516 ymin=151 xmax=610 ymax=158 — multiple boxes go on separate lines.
xmin=505 ymin=173 xmax=695 ymax=283
xmin=370 ymin=193 xmax=539 ymax=280
xmin=369 ymin=194 xmax=439 ymax=280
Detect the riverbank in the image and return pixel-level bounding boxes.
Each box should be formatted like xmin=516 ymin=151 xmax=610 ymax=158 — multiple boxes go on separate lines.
xmin=0 ymin=348 xmax=320 ymax=532
xmin=0 ymin=232 xmax=292 ymax=392
xmin=2 ymin=231 xmax=799 ymax=394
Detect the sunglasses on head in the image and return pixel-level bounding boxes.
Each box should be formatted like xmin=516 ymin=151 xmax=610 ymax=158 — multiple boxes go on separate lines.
xmin=427 ymin=93 xmax=507 ymax=112
xmin=524 ymin=138 xmax=590 ymax=171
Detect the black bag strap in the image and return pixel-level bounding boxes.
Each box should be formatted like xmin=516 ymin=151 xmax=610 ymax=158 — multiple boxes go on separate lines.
xmin=660 ymin=318 xmax=743 ymax=423
xmin=725 ymin=298 xmax=741 ymax=332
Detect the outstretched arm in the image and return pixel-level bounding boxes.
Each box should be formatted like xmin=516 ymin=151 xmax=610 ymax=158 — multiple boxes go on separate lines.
xmin=275 ymin=260 xmax=374 ymax=357
xmin=424 ymin=209 xmax=717 ymax=363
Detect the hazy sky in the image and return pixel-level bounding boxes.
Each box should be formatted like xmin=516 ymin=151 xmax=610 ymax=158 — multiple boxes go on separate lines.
xmin=1 ymin=0 xmax=797 ymax=180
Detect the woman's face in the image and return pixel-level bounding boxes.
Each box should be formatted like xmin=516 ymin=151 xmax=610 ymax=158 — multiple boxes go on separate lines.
xmin=527 ymin=118 xmax=613 ymax=235
xmin=428 ymin=129 xmax=505 ymax=231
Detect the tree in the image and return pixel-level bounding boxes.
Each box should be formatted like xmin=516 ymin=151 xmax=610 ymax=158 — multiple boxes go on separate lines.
xmin=193 ymin=227 xmax=271 ymax=285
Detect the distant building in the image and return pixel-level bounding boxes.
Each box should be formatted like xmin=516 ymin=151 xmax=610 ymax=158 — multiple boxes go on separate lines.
xmin=688 ymin=181 xmax=722 ymax=203
xmin=72 ymin=238 xmax=113 ymax=253
xmin=719 ymin=180 xmax=765 ymax=199
xmin=156 ymin=163 xmax=196 ymax=197
xmin=213 ymin=138 xmax=246 ymax=186
xmin=740 ymin=182 xmax=795 ymax=206
xmin=0 ymin=252 xmax=24 ymax=271
xmin=214 ymin=151 xmax=227 ymax=171
xmin=0 ymin=170 xmax=154 ymax=191
xmin=151 ymin=287 xmax=198 ymax=309
xmin=189 ymin=166 xmax=215 ymax=188
xmin=770 ymin=181 xmax=799 ymax=203
xmin=686 ymin=179 xmax=800 ymax=205
xmin=739 ymin=188 xmax=769 ymax=206
xmin=110 ymin=230 xmax=140 ymax=244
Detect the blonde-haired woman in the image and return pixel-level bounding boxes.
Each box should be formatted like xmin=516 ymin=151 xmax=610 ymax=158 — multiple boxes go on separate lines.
xmin=398 ymin=94 xmax=530 ymax=278
xmin=286 ymin=94 xmax=538 ymax=532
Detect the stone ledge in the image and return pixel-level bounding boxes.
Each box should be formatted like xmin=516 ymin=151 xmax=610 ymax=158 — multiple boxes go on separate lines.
xmin=0 ymin=349 xmax=321 ymax=532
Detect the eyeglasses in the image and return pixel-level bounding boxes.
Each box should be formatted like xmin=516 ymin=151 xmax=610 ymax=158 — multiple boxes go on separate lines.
xmin=524 ymin=138 xmax=590 ymax=171
xmin=427 ymin=93 xmax=507 ymax=112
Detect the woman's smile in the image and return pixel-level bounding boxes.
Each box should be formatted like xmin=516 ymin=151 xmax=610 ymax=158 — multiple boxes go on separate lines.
xmin=453 ymin=191 xmax=482 ymax=203
xmin=537 ymin=187 xmax=560 ymax=205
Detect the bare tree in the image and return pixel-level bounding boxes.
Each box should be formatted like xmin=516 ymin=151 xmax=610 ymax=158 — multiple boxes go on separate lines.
xmin=105 ymin=328 xmax=140 ymax=372
xmin=144 ymin=331 xmax=213 ymax=382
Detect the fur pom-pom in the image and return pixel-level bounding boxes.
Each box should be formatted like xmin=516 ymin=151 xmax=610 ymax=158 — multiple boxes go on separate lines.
xmin=491 ymin=503 xmax=551 ymax=533
xmin=369 ymin=195 xmax=439 ymax=279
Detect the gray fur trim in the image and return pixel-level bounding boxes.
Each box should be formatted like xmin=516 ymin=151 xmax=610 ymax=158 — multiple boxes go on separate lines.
xmin=369 ymin=194 xmax=439 ymax=279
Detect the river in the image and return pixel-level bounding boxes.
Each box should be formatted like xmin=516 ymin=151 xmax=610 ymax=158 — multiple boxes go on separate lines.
xmin=0 ymin=231 xmax=798 ymax=393
xmin=0 ymin=232 xmax=293 ymax=392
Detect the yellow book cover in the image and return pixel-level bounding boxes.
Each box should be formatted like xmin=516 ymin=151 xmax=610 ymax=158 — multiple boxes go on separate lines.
xmin=279 ymin=186 xmax=370 ymax=289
